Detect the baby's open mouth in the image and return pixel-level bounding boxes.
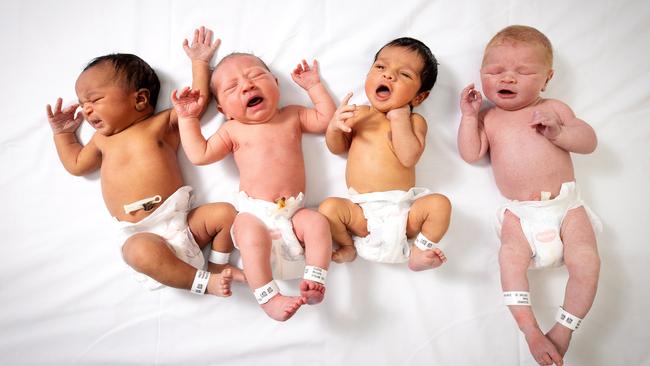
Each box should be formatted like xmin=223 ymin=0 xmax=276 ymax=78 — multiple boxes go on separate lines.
xmin=247 ymin=96 xmax=263 ymax=107
xmin=376 ymin=85 xmax=391 ymax=97
xmin=498 ymin=89 xmax=515 ymax=95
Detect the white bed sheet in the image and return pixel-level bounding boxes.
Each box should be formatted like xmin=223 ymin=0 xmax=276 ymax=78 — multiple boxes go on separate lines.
xmin=1 ymin=0 xmax=649 ymax=365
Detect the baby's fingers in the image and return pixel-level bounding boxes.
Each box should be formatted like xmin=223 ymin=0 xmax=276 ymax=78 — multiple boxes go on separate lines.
xmin=340 ymin=92 xmax=353 ymax=107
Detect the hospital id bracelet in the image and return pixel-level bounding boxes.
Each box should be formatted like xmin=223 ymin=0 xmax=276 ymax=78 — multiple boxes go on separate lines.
xmin=503 ymin=291 xmax=531 ymax=306
xmin=556 ymin=307 xmax=582 ymax=330
xmin=303 ymin=266 xmax=327 ymax=284
xmin=254 ymin=280 xmax=280 ymax=304
xmin=191 ymin=269 xmax=210 ymax=295
xmin=208 ymin=250 xmax=231 ymax=265
xmin=414 ymin=233 xmax=436 ymax=251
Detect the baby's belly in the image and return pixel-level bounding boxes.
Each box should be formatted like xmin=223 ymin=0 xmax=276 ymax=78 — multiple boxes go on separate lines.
xmin=492 ymin=152 xmax=575 ymax=200
xmin=101 ymin=166 xmax=184 ymax=222
xmin=346 ymin=160 xmax=415 ymax=193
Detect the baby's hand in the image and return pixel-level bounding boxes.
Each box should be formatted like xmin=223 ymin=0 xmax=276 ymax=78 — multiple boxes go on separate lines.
xmin=171 ymin=87 xmax=205 ymax=119
xmin=530 ymin=110 xmax=562 ymax=141
xmin=291 ymin=59 xmax=321 ymax=90
xmin=460 ymin=83 xmax=482 ymax=116
xmin=328 ymin=92 xmax=357 ymax=133
xmin=46 ymin=98 xmax=83 ymax=134
xmin=386 ymin=104 xmax=411 ymax=122
xmin=183 ymin=26 xmax=221 ymax=63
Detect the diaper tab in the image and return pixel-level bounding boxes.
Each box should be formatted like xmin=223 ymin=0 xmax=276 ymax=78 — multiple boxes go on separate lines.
xmin=254 ymin=280 xmax=280 ymax=304
xmin=303 ymin=266 xmax=327 ymax=284
xmin=556 ymin=307 xmax=582 ymax=330
xmin=191 ymin=269 xmax=210 ymax=295
xmin=503 ymin=291 xmax=531 ymax=306
xmin=123 ymin=195 xmax=162 ymax=214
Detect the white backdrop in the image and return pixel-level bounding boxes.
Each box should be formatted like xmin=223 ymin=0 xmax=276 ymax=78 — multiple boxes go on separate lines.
xmin=1 ymin=1 xmax=649 ymax=365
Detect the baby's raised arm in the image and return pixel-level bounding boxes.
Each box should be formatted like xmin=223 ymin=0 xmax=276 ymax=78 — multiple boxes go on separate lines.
xmin=291 ymin=59 xmax=336 ymax=133
xmin=530 ymin=100 xmax=597 ymax=154
xmin=458 ymin=83 xmax=489 ymax=163
xmin=170 ymin=26 xmax=220 ymax=125
xmin=171 ymin=88 xmax=232 ymax=165
xmin=325 ymin=92 xmax=357 ymax=154
xmin=46 ymin=98 xmax=101 ymax=176
xmin=386 ymin=105 xmax=427 ymax=168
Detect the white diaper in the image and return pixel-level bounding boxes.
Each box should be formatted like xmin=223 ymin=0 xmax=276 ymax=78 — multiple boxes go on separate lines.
xmin=116 ymin=186 xmax=205 ymax=290
xmin=232 ymin=191 xmax=306 ymax=280
xmin=496 ymin=181 xmax=602 ymax=269
xmin=350 ymin=187 xmax=431 ymax=263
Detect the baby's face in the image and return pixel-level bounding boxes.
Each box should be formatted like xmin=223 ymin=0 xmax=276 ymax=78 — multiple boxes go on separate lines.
xmin=212 ymin=55 xmax=280 ymax=124
xmin=480 ymin=42 xmax=553 ymax=111
xmin=365 ymin=46 xmax=425 ymax=113
xmin=75 ymin=63 xmax=139 ymax=136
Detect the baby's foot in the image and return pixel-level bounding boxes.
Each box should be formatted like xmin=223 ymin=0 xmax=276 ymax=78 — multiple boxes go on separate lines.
xmin=205 ymin=268 xmax=233 ymax=297
xmin=525 ymin=330 xmax=564 ymax=366
xmin=207 ymin=263 xmax=247 ymax=283
xmin=332 ymin=245 xmax=357 ymax=263
xmin=261 ymin=294 xmax=306 ymax=321
xmin=546 ymin=324 xmax=573 ymax=358
xmin=408 ymin=247 xmax=447 ymax=271
xmin=300 ymin=279 xmax=326 ymax=305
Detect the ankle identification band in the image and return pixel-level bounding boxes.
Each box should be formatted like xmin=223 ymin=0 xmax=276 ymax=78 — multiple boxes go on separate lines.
xmin=503 ymin=291 xmax=531 ymax=306
xmin=303 ymin=266 xmax=327 ymax=284
xmin=208 ymin=250 xmax=231 ymax=265
xmin=414 ymin=233 xmax=437 ymax=251
xmin=254 ymin=280 xmax=280 ymax=304
xmin=191 ymin=269 xmax=210 ymax=295
xmin=556 ymin=307 xmax=582 ymax=330
xmin=123 ymin=195 xmax=162 ymax=214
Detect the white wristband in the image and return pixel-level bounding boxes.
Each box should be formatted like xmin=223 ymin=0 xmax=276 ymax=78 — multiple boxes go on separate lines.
xmin=190 ymin=270 xmax=210 ymax=295
xmin=254 ymin=280 xmax=280 ymax=304
xmin=503 ymin=291 xmax=531 ymax=306
xmin=414 ymin=233 xmax=437 ymax=251
xmin=208 ymin=250 xmax=230 ymax=265
xmin=556 ymin=307 xmax=582 ymax=330
xmin=303 ymin=266 xmax=327 ymax=284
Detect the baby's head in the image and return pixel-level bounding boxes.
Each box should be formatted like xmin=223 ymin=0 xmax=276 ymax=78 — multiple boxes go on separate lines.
xmin=365 ymin=37 xmax=438 ymax=113
xmin=210 ymin=52 xmax=279 ymax=123
xmin=75 ymin=53 xmax=160 ymax=135
xmin=481 ymin=25 xmax=554 ymax=110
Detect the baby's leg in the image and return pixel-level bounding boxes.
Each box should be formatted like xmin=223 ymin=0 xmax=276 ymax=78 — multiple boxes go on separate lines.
xmin=234 ymin=213 xmax=305 ymax=321
xmin=500 ymin=211 xmax=564 ymax=366
xmin=406 ymin=194 xmax=451 ymax=271
xmin=188 ymin=202 xmax=245 ymax=282
xmin=546 ymin=207 xmax=599 ymax=357
xmin=293 ymin=208 xmax=331 ymax=305
xmin=122 ymin=232 xmax=232 ymax=297
xmin=318 ymin=197 xmax=368 ymax=263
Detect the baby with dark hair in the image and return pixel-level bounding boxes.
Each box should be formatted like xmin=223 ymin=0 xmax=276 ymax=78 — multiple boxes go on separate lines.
xmin=45 ymin=27 xmax=243 ymax=297
xmin=319 ymin=37 xmax=452 ymax=271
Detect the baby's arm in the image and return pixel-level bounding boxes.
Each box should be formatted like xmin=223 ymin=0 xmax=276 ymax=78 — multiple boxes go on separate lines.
xmin=386 ymin=105 xmax=426 ymax=167
xmin=170 ymin=26 xmax=220 ymax=125
xmin=325 ymin=92 xmax=357 ymax=154
xmin=531 ymin=100 xmax=597 ymax=154
xmin=171 ymin=88 xmax=232 ymax=165
xmin=46 ymin=98 xmax=101 ymax=176
xmin=291 ymin=60 xmax=336 ymax=133
xmin=457 ymin=83 xmax=489 ymax=163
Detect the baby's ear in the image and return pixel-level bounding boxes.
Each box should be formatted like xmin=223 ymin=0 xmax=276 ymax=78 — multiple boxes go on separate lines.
xmin=410 ymin=91 xmax=430 ymax=107
xmin=216 ymin=104 xmax=230 ymax=119
xmin=542 ymin=69 xmax=554 ymax=92
xmin=134 ymin=88 xmax=150 ymax=111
